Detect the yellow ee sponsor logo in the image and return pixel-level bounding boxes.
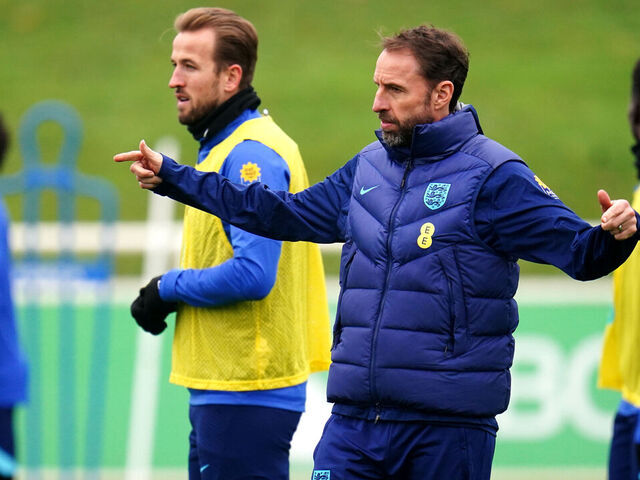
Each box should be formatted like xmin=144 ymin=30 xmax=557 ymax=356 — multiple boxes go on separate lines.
xmin=417 ymin=222 xmax=435 ymax=249
xmin=240 ymin=162 xmax=262 ymax=184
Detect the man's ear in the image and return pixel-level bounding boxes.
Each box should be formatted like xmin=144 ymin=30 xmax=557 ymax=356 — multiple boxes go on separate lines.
xmin=431 ymin=80 xmax=454 ymax=113
xmin=223 ymin=64 xmax=243 ymax=93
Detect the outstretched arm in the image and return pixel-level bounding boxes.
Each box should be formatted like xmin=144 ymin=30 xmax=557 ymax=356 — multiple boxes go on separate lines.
xmin=115 ymin=140 xmax=356 ymax=244
xmin=475 ymin=161 xmax=639 ymax=281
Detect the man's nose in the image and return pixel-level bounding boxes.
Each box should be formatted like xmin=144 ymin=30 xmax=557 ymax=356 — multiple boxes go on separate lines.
xmin=169 ymin=68 xmax=184 ymax=88
xmin=372 ymin=89 xmax=387 ymax=113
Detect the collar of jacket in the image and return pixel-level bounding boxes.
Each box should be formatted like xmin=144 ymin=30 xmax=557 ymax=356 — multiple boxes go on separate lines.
xmin=196 ymin=108 xmax=262 ymax=164
xmin=187 ymin=86 xmax=261 ymax=142
xmin=375 ymin=104 xmax=483 ymax=164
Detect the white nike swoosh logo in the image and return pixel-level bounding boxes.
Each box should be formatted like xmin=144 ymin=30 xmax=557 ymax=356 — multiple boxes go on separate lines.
xmin=360 ymin=185 xmax=379 ymax=195
xmin=200 ymin=464 xmax=210 ymax=473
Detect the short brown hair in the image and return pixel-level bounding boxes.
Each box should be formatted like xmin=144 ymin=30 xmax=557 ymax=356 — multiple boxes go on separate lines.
xmin=174 ymin=7 xmax=258 ymax=90
xmin=382 ymin=26 xmax=469 ymax=113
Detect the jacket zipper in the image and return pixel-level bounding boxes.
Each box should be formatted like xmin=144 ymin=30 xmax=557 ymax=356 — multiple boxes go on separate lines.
xmin=368 ymin=159 xmax=413 ymax=414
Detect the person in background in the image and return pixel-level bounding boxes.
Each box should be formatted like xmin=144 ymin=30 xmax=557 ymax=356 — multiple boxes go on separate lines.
xmin=0 ymin=114 xmax=28 ymax=480
xmin=117 ymin=25 xmax=640 ymax=480
xmin=598 ymin=57 xmax=640 ymax=480
xmin=126 ymin=8 xmax=331 ymax=480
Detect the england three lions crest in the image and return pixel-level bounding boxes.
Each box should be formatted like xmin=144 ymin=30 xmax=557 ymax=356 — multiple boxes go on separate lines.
xmin=424 ymin=183 xmax=451 ymax=210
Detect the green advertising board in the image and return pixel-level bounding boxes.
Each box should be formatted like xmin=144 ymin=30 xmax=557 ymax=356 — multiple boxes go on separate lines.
xmin=15 ymin=276 xmax=618 ymax=477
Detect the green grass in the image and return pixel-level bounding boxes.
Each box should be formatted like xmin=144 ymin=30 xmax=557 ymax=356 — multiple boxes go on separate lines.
xmin=0 ymin=0 xmax=638 ymax=223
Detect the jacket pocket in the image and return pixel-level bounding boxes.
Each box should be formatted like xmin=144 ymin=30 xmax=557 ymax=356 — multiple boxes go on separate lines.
xmin=332 ymin=243 xmax=357 ymax=350
xmin=437 ymin=247 xmax=469 ymax=355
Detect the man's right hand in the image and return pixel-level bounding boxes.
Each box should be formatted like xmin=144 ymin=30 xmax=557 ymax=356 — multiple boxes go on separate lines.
xmin=130 ymin=275 xmax=178 ymax=335
xmin=114 ymin=139 xmax=164 ymax=190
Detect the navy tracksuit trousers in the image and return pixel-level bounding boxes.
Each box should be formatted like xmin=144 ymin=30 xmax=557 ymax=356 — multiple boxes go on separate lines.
xmin=312 ymin=414 xmax=495 ymax=480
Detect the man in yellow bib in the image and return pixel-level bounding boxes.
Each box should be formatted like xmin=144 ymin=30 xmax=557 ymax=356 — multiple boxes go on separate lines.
xmin=598 ymin=58 xmax=640 ymax=480
xmin=128 ymin=8 xmax=331 ymax=479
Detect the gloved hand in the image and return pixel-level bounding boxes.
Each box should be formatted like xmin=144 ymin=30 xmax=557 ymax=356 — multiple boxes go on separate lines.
xmin=130 ymin=275 xmax=178 ymax=335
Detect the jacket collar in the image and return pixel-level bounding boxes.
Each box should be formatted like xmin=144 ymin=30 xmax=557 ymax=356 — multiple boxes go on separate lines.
xmin=187 ymin=86 xmax=261 ymax=142
xmin=375 ymin=104 xmax=483 ymax=164
xmin=197 ymin=108 xmax=262 ymax=164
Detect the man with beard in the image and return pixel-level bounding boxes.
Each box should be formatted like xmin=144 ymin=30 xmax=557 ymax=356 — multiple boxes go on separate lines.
xmin=598 ymin=57 xmax=640 ymax=480
xmin=127 ymin=8 xmax=331 ymax=480
xmin=117 ymin=25 xmax=640 ymax=480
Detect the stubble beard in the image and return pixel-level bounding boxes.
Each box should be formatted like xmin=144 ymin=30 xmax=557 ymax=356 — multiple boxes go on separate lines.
xmin=380 ymin=93 xmax=435 ymax=147
xmin=175 ymin=86 xmax=220 ymax=126
xmin=381 ymin=126 xmax=413 ymax=147
xmin=178 ymin=100 xmax=217 ymax=126
xmin=381 ymin=111 xmax=435 ymax=147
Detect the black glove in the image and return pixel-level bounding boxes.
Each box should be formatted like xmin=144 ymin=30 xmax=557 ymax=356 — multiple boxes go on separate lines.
xmin=130 ymin=275 xmax=178 ymax=335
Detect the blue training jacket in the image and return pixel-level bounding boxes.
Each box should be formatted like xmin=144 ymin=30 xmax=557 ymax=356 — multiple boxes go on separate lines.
xmin=0 ymin=199 xmax=27 ymax=406
xmin=154 ymin=105 xmax=639 ymax=429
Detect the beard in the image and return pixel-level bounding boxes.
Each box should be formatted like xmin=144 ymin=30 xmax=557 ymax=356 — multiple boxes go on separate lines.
xmin=381 ymin=124 xmax=413 ymax=147
xmin=178 ymin=99 xmax=218 ymax=126
xmin=379 ymin=110 xmax=435 ymax=147
xmin=175 ymin=86 xmax=220 ymax=126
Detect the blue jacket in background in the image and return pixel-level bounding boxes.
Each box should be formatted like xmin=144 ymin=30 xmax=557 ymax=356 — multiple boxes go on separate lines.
xmin=155 ymin=105 xmax=639 ymax=431
xmin=0 ymin=199 xmax=27 ymax=406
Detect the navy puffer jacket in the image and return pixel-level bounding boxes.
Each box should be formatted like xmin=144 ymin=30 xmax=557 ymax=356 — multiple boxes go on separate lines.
xmin=328 ymin=106 xmax=523 ymax=421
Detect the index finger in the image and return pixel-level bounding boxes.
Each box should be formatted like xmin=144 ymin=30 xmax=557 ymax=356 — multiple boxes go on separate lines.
xmin=114 ymin=151 xmax=143 ymax=163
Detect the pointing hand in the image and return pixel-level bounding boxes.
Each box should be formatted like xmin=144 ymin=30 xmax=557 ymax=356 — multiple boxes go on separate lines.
xmin=114 ymin=140 xmax=164 ymax=189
